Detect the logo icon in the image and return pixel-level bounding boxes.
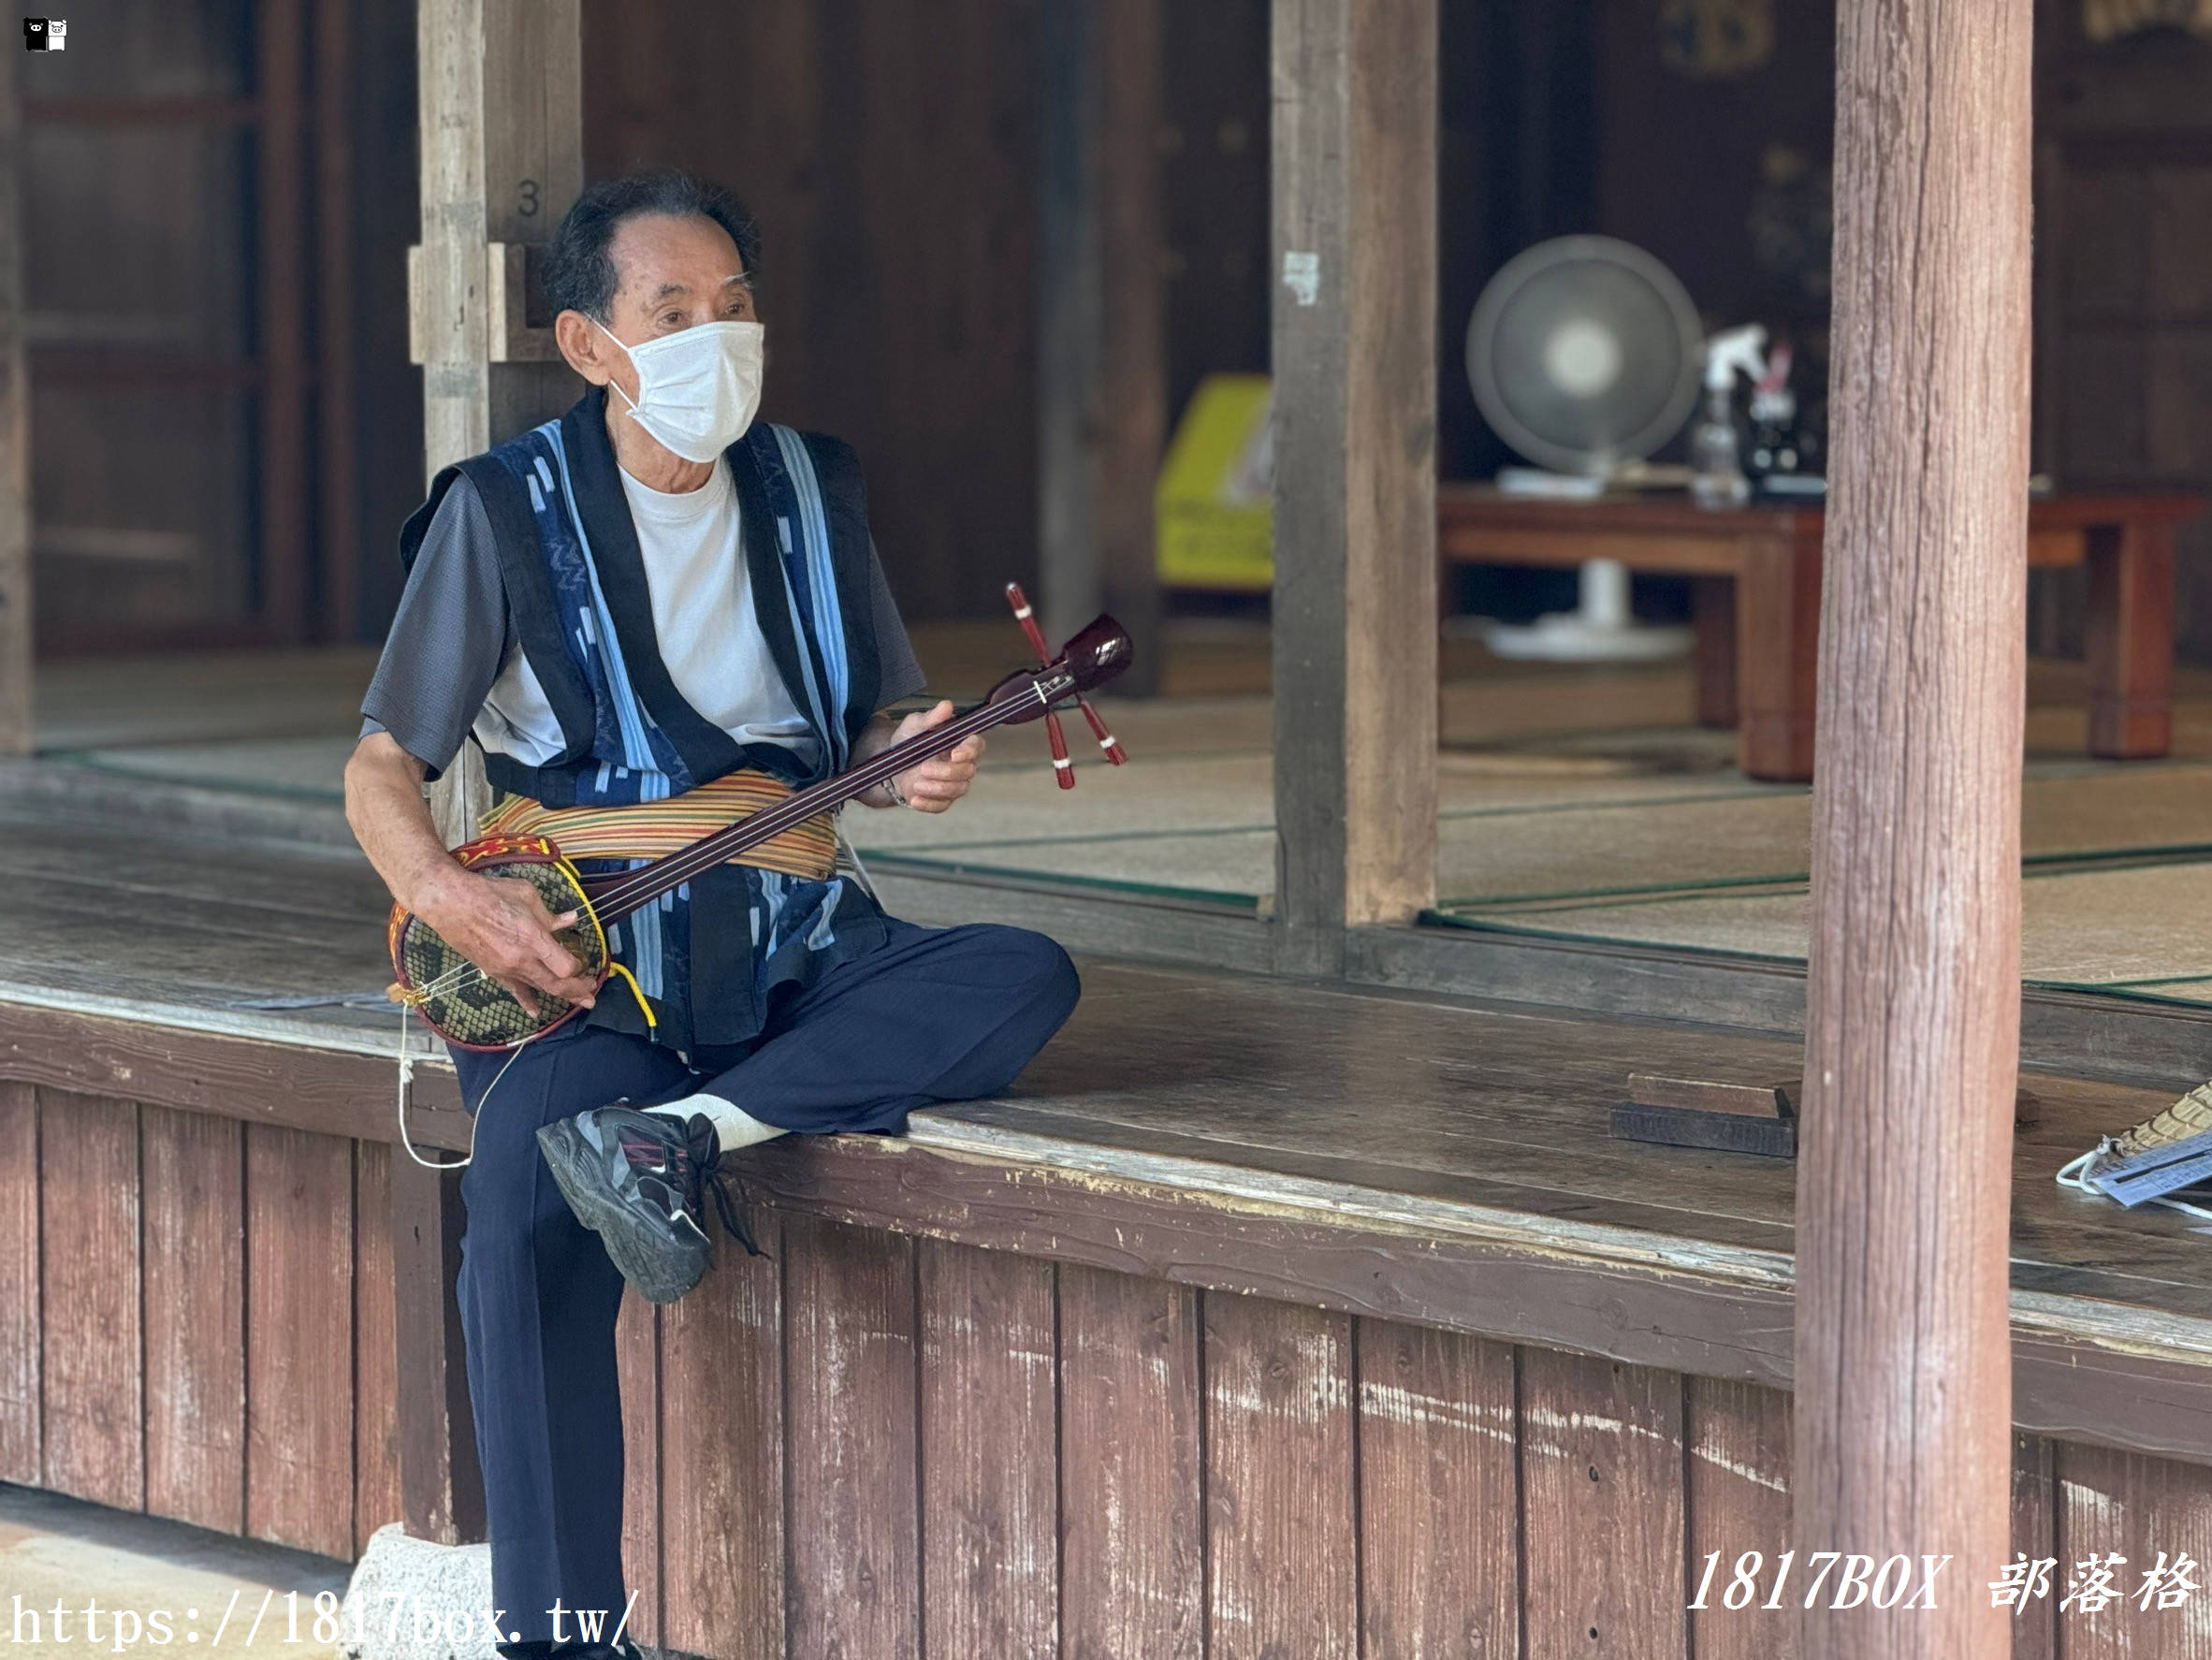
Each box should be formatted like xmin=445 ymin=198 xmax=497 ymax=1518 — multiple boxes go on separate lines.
xmin=22 ymin=16 xmax=65 ymax=50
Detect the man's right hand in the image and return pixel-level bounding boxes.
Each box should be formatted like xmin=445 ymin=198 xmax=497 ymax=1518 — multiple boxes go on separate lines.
xmin=345 ymin=735 xmax=602 ymax=1018
xmin=414 ymin=867 xmax=601 ymax=1017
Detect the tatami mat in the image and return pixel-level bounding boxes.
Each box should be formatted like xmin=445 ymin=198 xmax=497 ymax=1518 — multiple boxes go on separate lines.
xmin=34 ymin=638 xmax=2212 ymax=1008
xmin=33 ymin=648 xmax=381 ymax=750
xmin=56 ymin=735 xmax=363 ymax=800
xmin=857 ymin=753 xmax=2212 ymax=909
xmin=1433 ymin=859 xmax=2212 ymax=995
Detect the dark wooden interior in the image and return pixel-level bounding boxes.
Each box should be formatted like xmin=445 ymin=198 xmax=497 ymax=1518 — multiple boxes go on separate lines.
xmin=18 ymin=0 xmax=2212 ymax=645
xmin=1438 ymin=488 xmax=2209 ymax=779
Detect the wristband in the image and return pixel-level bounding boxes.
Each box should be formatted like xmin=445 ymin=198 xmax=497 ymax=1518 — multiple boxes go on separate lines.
xmin=882 ymin=771 xmax=913 ymax=808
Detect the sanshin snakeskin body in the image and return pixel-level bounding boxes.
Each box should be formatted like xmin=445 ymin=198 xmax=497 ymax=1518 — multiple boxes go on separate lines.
xmin=388 ymin=836 xmax=609 ymax=1050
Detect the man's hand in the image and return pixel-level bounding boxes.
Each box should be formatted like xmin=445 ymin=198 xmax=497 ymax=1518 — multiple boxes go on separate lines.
xmin=345 ymin=731 xmax=599 ymax=1018
xmin=413 ymin=866 xmax=601 ymax=1017
xmin=884 ymin=699 xmax=983 ymax=812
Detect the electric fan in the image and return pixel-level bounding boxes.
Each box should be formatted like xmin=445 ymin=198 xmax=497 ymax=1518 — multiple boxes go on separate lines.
xmin=1464 ymin=236 xmax=1705 ymax=662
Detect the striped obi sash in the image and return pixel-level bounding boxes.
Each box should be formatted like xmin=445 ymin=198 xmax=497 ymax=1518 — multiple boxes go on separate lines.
xmin=479 ymin=770 xmax=838 ymax=882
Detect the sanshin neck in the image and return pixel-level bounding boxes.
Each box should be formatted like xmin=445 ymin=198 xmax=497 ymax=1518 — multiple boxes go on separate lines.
xmin=584 ymin=688 xmax=1042 ymax=926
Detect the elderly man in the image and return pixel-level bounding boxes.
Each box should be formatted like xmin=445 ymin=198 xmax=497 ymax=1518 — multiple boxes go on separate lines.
xmin=345 ymin=171 xmax=1079 ymax=1659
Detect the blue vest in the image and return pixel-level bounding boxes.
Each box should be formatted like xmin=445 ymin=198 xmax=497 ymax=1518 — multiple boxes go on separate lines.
xmin=401 ymin=389 xmax=892 ymax=1053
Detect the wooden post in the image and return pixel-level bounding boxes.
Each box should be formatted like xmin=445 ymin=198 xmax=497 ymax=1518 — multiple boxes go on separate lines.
xmin=1036 ymin=0 xmax=1165 ymax=693
xmin=390 ymin=0 xmax=581 ymax=1542
xmin=314 ymin=0 xmax=361 ymax=643
xmin=1795 ymin=3 xmax=2033 ymax=1656
xmin=414 ymin=0 xmax=581 ymax=841
xmin=256 ymin=0 xmax=312 ymax=645
xmin=1269 ymin=0 xmax=1438 ymax=975
xmin=2084 ymin=518 xmax=2176 ymax=758
xmin=416 ymin=0 xmax=580 ymax=469
xmin=0 ymin=50 xmax=30 ymax=757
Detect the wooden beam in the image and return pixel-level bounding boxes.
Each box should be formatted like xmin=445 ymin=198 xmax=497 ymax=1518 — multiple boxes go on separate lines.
xmin=414 ymin=0 xmax=581 ymax=843
xmin=0 ymin=1000 xmax=471 ymax=1150
xmin=256 ymin=0 xmax=312 ymax=645
xmin=1269 ymin=0 xmax=1438 ymax=974
xmin=0 ymin=50 xmax=29 ymax=757
xmin=416 ymin=0 xmax=581 ymax=473
xmin=1795 ymin=2 xmax=2034 ymax=1656
xmin=1036 ymin=0 xmax=1166 ymax=693
xmin=314 ymin=0 xmax=361 ymax=642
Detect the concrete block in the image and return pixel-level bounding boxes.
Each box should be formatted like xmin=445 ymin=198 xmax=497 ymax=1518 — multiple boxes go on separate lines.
xmin=338 ymin=1526 xmax=497 ymax=1660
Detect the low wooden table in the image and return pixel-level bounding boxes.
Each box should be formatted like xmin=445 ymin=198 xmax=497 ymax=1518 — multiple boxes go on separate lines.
xmin=1438 ymin=485 xmax=2207 ymax=780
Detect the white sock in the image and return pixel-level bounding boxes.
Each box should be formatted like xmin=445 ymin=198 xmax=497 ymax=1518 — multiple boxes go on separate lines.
xmin=646 ymin=1091 xmax=789 ymax=1152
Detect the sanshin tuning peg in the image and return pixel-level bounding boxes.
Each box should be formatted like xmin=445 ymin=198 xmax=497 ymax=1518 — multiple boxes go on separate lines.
xmin=1006 ymin=583 xmax=1127 ymax=784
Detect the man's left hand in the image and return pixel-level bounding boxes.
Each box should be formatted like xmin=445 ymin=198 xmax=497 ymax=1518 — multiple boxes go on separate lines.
xmin=886 ymin=699 xmax=983 ymax=812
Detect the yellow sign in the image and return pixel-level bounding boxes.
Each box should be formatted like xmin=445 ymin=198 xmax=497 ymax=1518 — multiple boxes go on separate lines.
xmin=1156 ymin=374 xmax=1273 ymax=590
xmin=2083 ymin=0 xmax=2212 ymax=39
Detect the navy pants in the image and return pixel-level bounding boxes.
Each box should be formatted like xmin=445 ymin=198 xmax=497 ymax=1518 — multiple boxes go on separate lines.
xmin=447 ymin=920 xmax=1081 ymax=1652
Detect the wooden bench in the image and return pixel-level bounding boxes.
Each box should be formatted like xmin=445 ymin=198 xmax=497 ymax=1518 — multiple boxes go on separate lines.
xmin=1439 ymin=486 xmax=2208 ymax=781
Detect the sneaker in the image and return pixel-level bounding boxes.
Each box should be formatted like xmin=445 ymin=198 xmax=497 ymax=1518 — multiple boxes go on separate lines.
xmin=535 ymin=1102 xmax=763 ymax=1303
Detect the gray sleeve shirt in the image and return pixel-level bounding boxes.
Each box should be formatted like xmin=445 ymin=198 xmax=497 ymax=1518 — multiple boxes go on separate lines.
xmin=360 ymin=474 xmax=929 ymax=779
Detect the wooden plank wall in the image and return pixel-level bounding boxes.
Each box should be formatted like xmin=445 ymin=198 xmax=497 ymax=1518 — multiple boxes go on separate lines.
xmin=580 ymin=0 xmax=1041 ymax=622
xmin=611 ymin=1209 xmax=2212 ymax=1660
xmin=1 ymin=1085 xmax=400 ymax=1561
xmin=9 ymin=1080 xmax=2212 ymax=1658
xmin=2030 ymin=0 xmax=2212 ymax=663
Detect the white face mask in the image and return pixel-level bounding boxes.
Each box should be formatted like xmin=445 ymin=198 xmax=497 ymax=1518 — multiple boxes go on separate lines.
xmin=594 ymin=317 xmax=764 ymax=463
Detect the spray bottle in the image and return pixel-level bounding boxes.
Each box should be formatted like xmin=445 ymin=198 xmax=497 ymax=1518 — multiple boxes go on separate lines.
xmin=1690 ymin=325 xmax=1768 ymax=510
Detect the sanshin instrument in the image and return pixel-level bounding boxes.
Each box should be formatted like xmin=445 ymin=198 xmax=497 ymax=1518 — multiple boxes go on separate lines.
xmin=390 ymin=605 xmax=1132 ymax=1051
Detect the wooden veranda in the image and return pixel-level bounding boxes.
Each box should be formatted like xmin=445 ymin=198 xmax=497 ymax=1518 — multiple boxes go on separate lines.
xmin=4 ymin=816 xmax=2210 ymax=1656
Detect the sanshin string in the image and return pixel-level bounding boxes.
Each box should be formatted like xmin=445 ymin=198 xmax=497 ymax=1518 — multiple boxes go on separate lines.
xmin=583 ymin=688 xmax=1035 ymax=923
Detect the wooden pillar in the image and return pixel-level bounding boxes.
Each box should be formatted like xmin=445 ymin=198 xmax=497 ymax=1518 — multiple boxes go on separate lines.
xmin=314 ymin=0 xmax=361 ymax=643
xmin=416 ymin=0 xmax=580 ymax=468
xmin=0 ymin=50 xmax=29 ymax=758
xmin=2084 ymin=518 xmax=2176 ymax=758
xmin=1794 ymin=4 xmax=2033 ymax=1657
xmin=256 ymin=0 xmax=312 ymax=645
xmin=1036 ymin=0 xmax=1165 ymax=692
xmin=390 ymin=0 xmax=581 ymax=1543
xmin=413 ymin=0 xmax=580 ymax=841
xmin=1269 ymin=0 xmax=1438 ymax=975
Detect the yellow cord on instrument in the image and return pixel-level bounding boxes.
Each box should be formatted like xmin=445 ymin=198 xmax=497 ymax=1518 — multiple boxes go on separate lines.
xmin=604 ymin=961 xmax=658 ymax=1029
xmin=395 ymin=854 xmax=652 ymax=1172
xmin=549 ymin=849 xmax=656 ymax=1031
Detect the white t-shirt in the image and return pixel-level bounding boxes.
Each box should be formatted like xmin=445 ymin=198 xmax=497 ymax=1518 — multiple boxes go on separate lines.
xmin=473 ymin=458 xmax=819 ymax=769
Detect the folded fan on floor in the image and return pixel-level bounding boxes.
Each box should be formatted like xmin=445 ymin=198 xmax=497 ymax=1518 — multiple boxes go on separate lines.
xmin=2058 ymin=1084 xmax=2212 ymax=1221
xmin=389 ymin=612 xmax=1134 ymax=1050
